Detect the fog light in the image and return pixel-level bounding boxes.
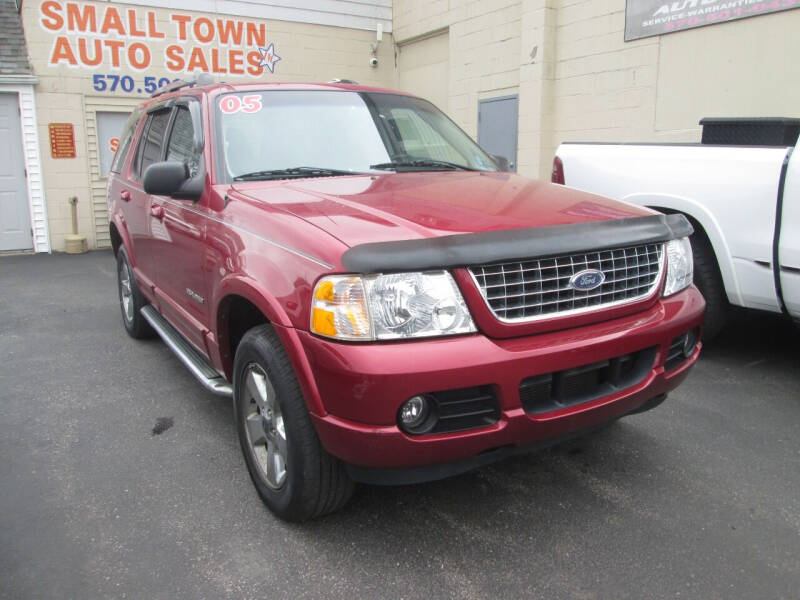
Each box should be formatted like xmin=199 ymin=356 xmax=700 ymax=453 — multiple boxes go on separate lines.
xmin=683 ymin=329 xmax=697 ymax=358
xmin=399 ymin=395 xmax=436 ymax=433
xmin=401 ymin=395 xmax=427 ymax=425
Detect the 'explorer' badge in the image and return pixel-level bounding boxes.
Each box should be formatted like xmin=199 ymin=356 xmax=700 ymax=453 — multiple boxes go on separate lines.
xmin=569 ymin=269 xmax=605 ymax=292
xmin=185 ymin=288 xmax=205 ymax=304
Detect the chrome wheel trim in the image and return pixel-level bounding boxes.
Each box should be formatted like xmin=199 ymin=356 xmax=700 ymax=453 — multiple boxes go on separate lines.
xmin=242 ymin=363 xmax=288 ymax=490
xmin=119 ymin=259 xmax=134 ymax=324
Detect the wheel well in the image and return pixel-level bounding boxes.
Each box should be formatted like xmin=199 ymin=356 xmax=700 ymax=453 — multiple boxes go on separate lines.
xmin=109 ymin=223 xmax=122 ymax=256
xmin=649 ymin=205 xmax=724 ymax=283
xmin=649 ymin=206 xmax=711 ymax=246
xmin=218 ymin=295 xmax=269 ymax=377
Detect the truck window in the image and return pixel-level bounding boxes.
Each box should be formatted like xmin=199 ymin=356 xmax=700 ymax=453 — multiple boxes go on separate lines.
xmin=134 ymin=108 xmax=172 ymax=180
xmin=165 ymin=106 xmax=200 ymax=178
xmin=214 ymin=90 xmax=497 ymax=181
xmin=384 ymin=107 xmax=465 ymax=165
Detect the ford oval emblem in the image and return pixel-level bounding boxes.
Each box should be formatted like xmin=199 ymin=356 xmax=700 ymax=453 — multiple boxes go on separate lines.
xmin=569 ymin=269 xmax=605 ymax=291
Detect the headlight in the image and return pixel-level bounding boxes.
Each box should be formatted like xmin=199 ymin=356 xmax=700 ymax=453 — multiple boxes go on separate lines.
xmin=311 ymin=271 xmax=476 ymax=341
xmin=663 ymin=237 xmax=693 ymax=296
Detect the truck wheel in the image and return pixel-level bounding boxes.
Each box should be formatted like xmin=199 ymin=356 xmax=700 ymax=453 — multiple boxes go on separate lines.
xmin=117 ymin=246 xmax=154 ymax=339
xmin=233 ymin=324 xmax=354 ymax=521
xmin=690 ymin=230 xmax=728 ymax=340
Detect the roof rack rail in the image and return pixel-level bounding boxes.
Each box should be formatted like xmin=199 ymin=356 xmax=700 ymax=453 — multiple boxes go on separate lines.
xmin=151 ymin=73 xmax=216 ymax=98
xmin=327 ymin=78 xmax=359 ymax=84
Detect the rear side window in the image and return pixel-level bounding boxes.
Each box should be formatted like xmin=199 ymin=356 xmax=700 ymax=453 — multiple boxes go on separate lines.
xmin=134 ymin=109 xmax=172 ymax=180
xmin=109 ymin=109 xmax=141 ymax=174
xmin=166 ymin=106 xmax=200 ymax=177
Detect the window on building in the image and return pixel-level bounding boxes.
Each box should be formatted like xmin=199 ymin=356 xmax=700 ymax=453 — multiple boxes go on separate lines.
xmin=166 ymin=106 xmax=200 ymax=178
xmin=108 ymin=110 xmax=139 ymax=176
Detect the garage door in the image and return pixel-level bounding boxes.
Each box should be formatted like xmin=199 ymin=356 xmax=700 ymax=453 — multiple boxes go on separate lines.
xmin=0 ymin=93 xmax=32 ymax=251
xmin=398 ymin=31 xmax=449 ymax=113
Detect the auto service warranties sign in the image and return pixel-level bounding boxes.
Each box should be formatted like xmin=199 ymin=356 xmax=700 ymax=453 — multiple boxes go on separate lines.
xmin=625 ymin=0 xmax=800 ymax=40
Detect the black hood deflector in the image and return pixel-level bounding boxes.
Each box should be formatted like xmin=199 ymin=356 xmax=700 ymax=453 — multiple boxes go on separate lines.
xmin=340 ymin=213 xmax=693 ymax=273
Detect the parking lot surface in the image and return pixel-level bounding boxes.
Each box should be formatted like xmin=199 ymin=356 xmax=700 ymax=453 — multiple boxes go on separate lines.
xmin=1 ymin=251 xmax=798 ymax=599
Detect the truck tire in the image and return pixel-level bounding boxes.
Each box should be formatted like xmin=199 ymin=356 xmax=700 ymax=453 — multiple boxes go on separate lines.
xmin=116 ymin=246 xmax=155 ymax=339
xmin=690 ymin=230 xmax=728 ymax=340
xmin=233 ymin=324 xmax=354 ymax=521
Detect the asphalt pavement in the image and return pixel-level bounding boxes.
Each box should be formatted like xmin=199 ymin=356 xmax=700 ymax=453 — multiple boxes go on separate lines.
xmin=1 ymin=251 xmax=798 ymax=599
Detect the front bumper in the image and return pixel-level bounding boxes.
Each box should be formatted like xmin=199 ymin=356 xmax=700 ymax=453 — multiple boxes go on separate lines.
xmin=299 ymin=285 xmax=705 ymax=473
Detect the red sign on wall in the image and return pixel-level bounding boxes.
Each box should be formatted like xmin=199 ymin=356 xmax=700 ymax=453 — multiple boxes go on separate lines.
xmin=48 ymin=123 xmax=76 ymax=159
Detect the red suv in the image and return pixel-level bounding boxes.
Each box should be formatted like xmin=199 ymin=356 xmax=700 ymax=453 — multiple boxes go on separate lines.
xmin=108 ymin=78 xmax=705 ymax=521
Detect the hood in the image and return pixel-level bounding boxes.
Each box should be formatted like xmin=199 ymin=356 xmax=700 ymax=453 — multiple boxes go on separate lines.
xmin=232 ymin=172 xmax=653 ymax=248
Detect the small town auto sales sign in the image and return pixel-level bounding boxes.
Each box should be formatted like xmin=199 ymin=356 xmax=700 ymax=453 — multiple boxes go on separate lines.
xmin=39 ymin=0 xmax=281 ymax=77
xmin=625 ymin=0 xmax=800 ymax=40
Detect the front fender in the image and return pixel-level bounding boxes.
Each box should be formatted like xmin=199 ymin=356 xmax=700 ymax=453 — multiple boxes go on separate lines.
xmin=624 ymin=192 xmax=742 ymax=306
xmin=212 ymin=276 xmax=327 ymax=416
xmin=214 ymin=275 xmax=293 ymax=328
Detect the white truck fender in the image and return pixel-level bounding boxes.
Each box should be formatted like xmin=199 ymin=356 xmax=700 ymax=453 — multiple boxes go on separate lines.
xmin=621 ymin=192 xmax=744 ymax=307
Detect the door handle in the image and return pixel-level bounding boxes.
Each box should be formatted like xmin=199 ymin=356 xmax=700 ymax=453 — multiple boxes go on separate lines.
xmin=120 ymin=190 xmax=131 ymax=202
xmin=150 ymin=205 xmax=165 ymax=220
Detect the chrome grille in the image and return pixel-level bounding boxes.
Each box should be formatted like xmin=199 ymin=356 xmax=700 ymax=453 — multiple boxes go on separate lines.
xmin=470 ymin=244 xmax=664 ymax=322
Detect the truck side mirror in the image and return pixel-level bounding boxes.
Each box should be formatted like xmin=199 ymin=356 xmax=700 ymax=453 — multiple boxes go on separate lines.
xmin=143 ymin=161 xmax=202 ymax=201
xmin=491 ymin=155 xmax=511 ymax=172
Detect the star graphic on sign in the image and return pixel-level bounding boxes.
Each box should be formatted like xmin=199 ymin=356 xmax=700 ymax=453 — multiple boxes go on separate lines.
xmin=258 ymin=43 xmax=281 ymax=74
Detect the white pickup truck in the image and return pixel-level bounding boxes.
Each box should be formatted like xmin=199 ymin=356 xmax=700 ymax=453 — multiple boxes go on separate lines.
xmin=552 ymin=133 xmax=799 ymax=338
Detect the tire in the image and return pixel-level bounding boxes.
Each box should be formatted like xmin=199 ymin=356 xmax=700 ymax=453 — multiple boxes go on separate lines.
xmin=117 ymin=246 xmax=155 ymax=339
xmin=233 ymin=324 xmax=354 ymax=521
xmin=690 ymin=229 xmax=728 ymax=340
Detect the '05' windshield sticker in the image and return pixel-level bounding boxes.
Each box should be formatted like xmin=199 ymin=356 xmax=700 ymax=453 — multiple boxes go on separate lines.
xmin=219 ymin=95 xmax=263 ymax=114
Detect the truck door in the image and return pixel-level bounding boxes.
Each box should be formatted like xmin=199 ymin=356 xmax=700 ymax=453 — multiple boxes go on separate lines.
xmin=119 ymin=107 xmax=172 ymax=292
xmin=152 ymin=100 xmax=210 ymax=353
xmin=778 ymin=143 xmax=800 ymax=319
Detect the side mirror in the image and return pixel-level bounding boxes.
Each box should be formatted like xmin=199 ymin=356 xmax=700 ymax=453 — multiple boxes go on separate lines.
xmin=143 ymin=161 xmax=203 ymax=201
xmin=143 ymin=161 xmax=188 ymax=196
xmin=491 ymin=154 xmax=511 ymax=172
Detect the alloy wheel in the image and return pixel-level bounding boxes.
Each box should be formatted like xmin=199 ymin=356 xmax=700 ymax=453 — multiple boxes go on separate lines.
xmin=119 ymin=259 xmax=134 ymax=324
xmin=242 ymin=363 xmax=288 ymax=489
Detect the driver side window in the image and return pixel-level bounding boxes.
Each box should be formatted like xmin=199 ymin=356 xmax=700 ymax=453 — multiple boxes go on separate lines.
xmin=166 ymin=106 xmax=200 ymax=178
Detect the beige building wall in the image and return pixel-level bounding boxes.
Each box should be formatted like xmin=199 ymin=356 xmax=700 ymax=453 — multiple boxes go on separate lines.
xmin=22 ymin=0 xmax=396 ymax=251
xmin=397 ymin=30 xmax=450 ymax=113
xmin=393 ymin=0 xmax=800 ymax=179
xmin=394 ymin=0 xmax=523 ymax=138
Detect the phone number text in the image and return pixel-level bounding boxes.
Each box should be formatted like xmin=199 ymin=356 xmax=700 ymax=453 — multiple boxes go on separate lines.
xmin=92 ymin=74 xmax=180 ymax=94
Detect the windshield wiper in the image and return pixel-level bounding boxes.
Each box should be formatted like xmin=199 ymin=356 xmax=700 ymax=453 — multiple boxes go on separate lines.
xmin=369 ymin=159 xmax=477 ymax=172
xmin=233 ymin=167 xmax=360 ymax=181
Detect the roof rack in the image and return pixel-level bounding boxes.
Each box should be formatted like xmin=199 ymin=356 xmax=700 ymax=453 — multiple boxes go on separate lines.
xmin=327 ymin=78 xmax=359 ymax=84
xmin=151 ymin=73 xmax=216 ymax=98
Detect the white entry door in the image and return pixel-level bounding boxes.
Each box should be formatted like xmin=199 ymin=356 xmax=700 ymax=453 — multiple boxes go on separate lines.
xmin=0 ymin=93 xmax=32 ymax=251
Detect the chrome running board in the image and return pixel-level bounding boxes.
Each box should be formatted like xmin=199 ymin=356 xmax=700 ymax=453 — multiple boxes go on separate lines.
xmin=141 ymin=305 xmax=232 ymax=397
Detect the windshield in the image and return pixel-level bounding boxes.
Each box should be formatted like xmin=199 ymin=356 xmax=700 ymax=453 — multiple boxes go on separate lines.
xmin=215 ymin=90 xmax=498 ymax=181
